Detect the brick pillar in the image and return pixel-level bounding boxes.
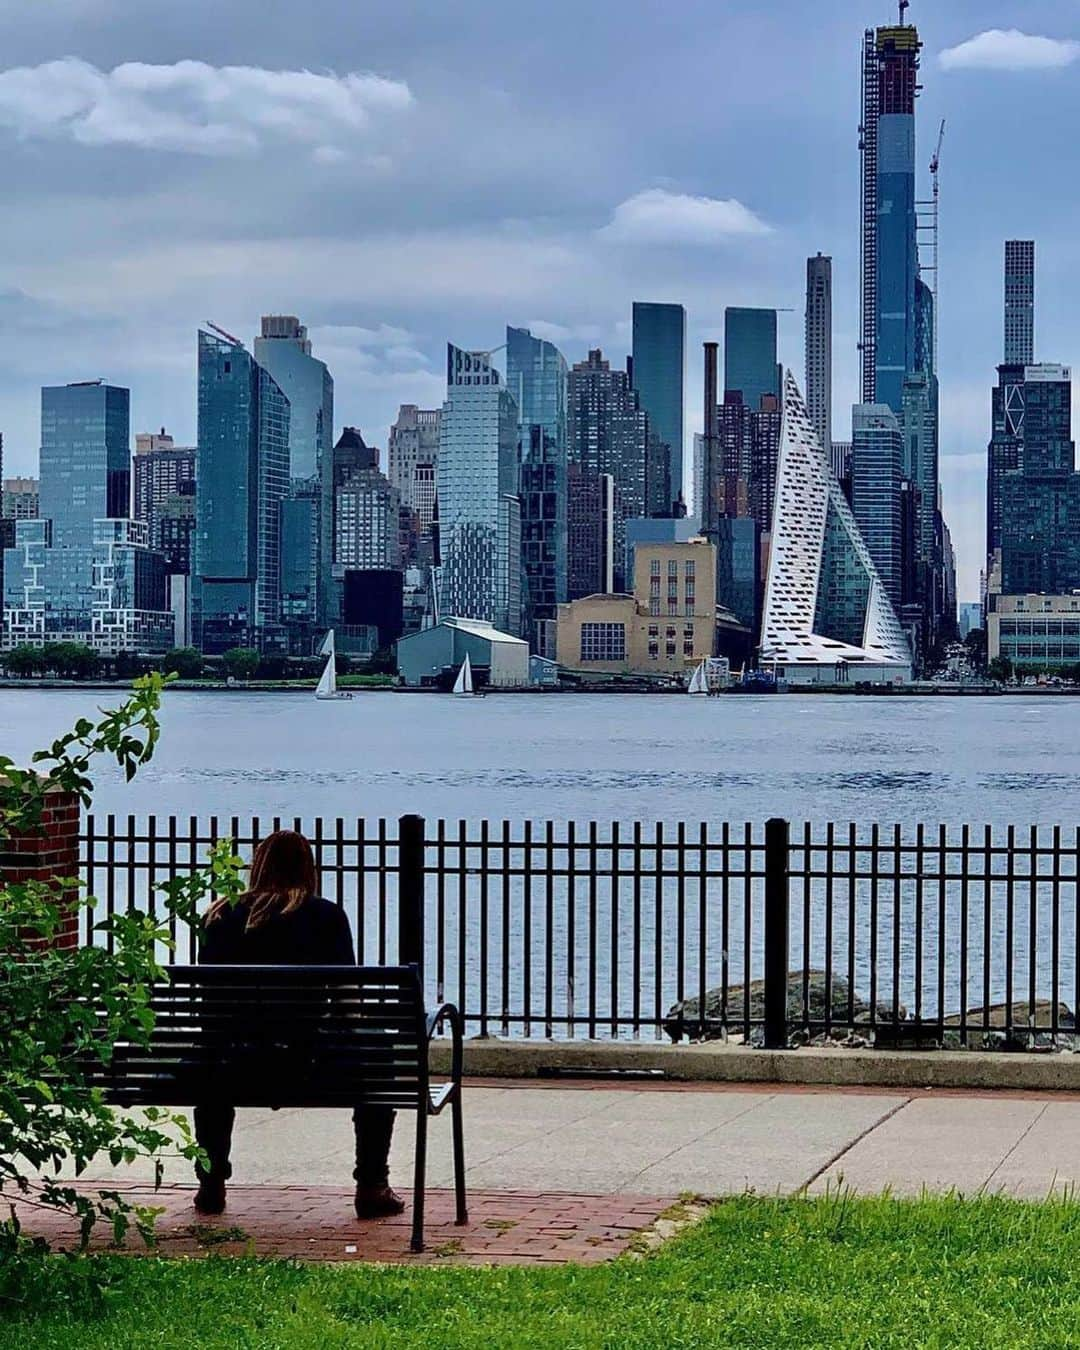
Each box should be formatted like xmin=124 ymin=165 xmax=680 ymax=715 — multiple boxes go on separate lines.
xmin=0 ymin=786 xmax=82 ymax=949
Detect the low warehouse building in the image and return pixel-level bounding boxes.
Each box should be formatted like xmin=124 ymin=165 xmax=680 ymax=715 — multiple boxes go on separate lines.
xmin=395 ymin=616 xmax=529 ymax=688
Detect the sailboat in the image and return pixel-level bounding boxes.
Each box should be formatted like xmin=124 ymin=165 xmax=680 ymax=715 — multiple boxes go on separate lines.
xmin=315 ymin=629 xmax=352 ymax=701
xmin=452 ymin=652 xmax=475 ymax=698
xmin=687 ymin=660 xmax=709 ymax=697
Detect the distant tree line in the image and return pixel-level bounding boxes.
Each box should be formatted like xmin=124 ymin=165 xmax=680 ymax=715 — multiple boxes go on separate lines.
xmin=0 ymin=643 xmax=392 ymax=682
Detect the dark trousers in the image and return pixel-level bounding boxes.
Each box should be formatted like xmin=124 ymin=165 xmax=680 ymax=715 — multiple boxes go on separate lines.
xmin=194 ymin=1104 xmax=396 ymax=1188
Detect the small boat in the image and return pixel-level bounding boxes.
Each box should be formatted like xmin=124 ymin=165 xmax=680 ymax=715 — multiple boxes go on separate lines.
xmin=453 ymin=652 xmax=475 ymax=697
xmin=687 ymin=660 xmax=709 ymax=697
xmin=315 ymin=629 xmax=352 ymax=701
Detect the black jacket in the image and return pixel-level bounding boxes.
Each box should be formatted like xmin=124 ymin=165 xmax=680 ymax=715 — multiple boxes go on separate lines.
xmin=200 ymin=895 xmax=355 ymax=966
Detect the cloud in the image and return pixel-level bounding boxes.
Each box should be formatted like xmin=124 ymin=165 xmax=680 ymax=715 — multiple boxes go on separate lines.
xmin=523 ymin=319 xmax=607 ymax=345
xmin=0 ymin=58 xmax=413 ymax=156
xmin=310 ymin=323 xmax=415 ymax=348
xmin=939 ymin=30 xmax=1080 ymax=72
xmin=598 ymin=188 xmax=771 ymax=245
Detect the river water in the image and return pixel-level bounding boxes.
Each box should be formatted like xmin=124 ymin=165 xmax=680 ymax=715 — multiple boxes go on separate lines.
xmin=2 ymin=688 xmax=1078 ymax=829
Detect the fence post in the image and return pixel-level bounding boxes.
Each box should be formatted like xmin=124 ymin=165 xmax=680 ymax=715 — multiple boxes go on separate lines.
xmin=763 ymin=817 xmax=790 ymax=1050
xmin=398 ymin=814 xmax=426 ymax=975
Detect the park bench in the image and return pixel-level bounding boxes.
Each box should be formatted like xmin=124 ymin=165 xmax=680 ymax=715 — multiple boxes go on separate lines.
xmin=78 ymin=963 xmax=466 ymax=1253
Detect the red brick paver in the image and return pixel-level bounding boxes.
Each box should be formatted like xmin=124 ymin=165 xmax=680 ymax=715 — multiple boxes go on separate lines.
xmin=13 ymin=1183 xmax=677 ymax=1266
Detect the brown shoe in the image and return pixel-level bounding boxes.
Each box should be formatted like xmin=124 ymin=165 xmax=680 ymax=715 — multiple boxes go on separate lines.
xmin=354 ymin=1184 xmax=405 ymax=1219
xmin=194 ymin=1178 xmax=227 ymax=1215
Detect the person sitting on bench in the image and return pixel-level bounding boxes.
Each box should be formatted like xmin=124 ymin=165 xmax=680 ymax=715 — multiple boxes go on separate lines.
xmin=192 ymin=828 xmax=404 ymax=1220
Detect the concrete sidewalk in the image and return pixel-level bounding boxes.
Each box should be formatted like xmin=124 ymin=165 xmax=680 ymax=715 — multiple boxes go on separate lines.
xmin=72 ymin=1082 xmax=1080 ymax=1200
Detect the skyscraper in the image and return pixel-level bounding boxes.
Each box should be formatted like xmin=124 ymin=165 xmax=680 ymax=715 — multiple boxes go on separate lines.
xmin=1004 ymin=240 xmax=1035 ymax=366
xmin=3 ymin=382 xmax=172 ymax=654
xmin=133 ymin=429 xmax=196 ymax=574
xmin=724 ymin=308 xmax=779 ymax=411
xmin=860 ymin=20 xmax=921 ymax=408
xmin=192 ymin=329 xmax=291 ymax=654
xmin=760 ymin=372 xmax=910 ymax=683
xmin=805 ymin=254 xmax=832 ymax=461
xmin=851 ymin=402 xmax=905 ymax=613
xmin=388 ymin=405 xmax=441 ymax=511
xmin=436 ymin=344 xmax=521 ymax=635
xmin=506 ymin=325 xmax=569 ymax=650
xmin=631 ymin=302 xmax=685 ymax=508
xmin=252 ymin=315 xmax=334 ymax=625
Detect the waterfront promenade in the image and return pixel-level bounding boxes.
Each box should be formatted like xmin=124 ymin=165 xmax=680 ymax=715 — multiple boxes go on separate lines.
xmin=19 ymin=1081 xmax=1080 ymax=1263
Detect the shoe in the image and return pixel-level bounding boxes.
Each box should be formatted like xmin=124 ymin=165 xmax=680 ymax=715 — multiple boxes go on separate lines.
xmin=194 ymin=1178 xmax=227 ymax=1215
xmin=354 ymin=1184 xmax=406 ymax=1219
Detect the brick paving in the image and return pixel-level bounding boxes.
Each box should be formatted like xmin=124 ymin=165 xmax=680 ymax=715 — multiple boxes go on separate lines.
xmin=13 ymin=1182 xmax=678 ymax=1266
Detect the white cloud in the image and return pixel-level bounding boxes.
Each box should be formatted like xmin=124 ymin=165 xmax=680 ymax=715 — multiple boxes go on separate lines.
xmin=599 ymin=188 xmax=771 ymax=245
xmin=0 ymin=58 xmax=413 ymax=156
xmin=939 ymin=30 xmax=1080 ymax=72
xmin=310 ymin=323 xmax=416 ymax=348
xmin=523 ymin=319 xmax=607 ymax=345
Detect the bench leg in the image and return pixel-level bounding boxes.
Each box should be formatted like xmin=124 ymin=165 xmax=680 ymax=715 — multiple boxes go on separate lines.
xmin=452 ymin=1088 xmax=467 ymax=1226
xmin=411 ymin=1108 xmax=427 ymax=1253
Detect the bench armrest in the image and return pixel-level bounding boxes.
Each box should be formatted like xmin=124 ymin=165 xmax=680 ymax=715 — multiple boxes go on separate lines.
xmin=425 ymin=1002 xmax=464 ymax=1096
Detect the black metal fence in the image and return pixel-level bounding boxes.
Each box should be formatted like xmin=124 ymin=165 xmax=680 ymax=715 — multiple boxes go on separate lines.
xmin=79 ymin=813 xmax=1080 ymax=1047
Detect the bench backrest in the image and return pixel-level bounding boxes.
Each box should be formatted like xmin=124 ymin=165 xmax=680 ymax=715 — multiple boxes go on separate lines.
xmin=79 ymin=964 xmax=429 ymax=1109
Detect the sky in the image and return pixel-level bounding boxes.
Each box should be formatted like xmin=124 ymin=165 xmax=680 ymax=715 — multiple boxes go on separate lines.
xmin=1 ymin=2 xmax=1079 ymax=602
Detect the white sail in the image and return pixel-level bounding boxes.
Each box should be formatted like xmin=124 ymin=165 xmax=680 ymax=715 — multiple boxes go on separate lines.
xmin=319 ymin=628 xmax=336 ymax=659
xmin=453 ymin=653 xmax=474 ymax=697
xmin=315 ymin=650 xmax=337 ymax=699
xmin=688 ymin=660 xmax=708 ymax=696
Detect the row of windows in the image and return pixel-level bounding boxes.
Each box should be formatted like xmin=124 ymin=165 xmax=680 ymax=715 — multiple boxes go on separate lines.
xmin=579 ymin=622 xmax=626 ymax=662
xmin=649 ymin=559 xmax=696 ymax=577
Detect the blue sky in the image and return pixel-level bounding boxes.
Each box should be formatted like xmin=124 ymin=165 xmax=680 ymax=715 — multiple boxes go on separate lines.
xmin=0 ymin=1 xmax=1077 ymax=601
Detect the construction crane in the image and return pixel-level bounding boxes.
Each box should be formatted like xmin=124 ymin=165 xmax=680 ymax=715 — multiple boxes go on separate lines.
xmin=916 ymin=118 xmax=945 ymax=369
xmin=205 ymin=320 xmax=242 ymax=347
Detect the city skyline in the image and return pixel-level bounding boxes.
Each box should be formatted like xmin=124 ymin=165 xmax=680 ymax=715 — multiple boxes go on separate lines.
xmin=1 ymin=3 xmax=1079 ymax=602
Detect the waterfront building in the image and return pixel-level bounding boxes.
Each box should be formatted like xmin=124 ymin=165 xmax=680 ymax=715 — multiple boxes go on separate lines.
xmin=333 ymin=463 xmax=400 ymax=571
xmin=3 ymin=382 xmax=172 ymax=654
xmin=253 ymin=315 xmax=334 ymax=623
xmin=436 ymin=344 xmax=522 ymax=636
xmin=758 ymin=371 xmax=910 ymax=684
xmin=343 ymin=568 xmax=404 ymax=649
xmin=714 ymin=515 xmax=760 ymax=632
xmin=987 ymin=593 xmax=1080 ymax=671
xmin=851 ymin=403 xmax=904 ymax=615
xmin=2 ymin=476 xmax=39 ymax=519
xmin=192 ymin=329 xmax=290 ymax=654
xmin=388 ymin=404 xmax=441 ymax=510
xmin=805 ymin=255 xmax=832 ymax=463
xmin=958 ymin=600 xmax=982 ymax=638
xmin=631 ymin=302 xmax=685 ymax=508
xmin=725 ymin=307 xmax=779 ymax=412
xmin=279 ymin=484 xmax=321 ymax=635
xmin=507 ymin=325 xmax=569 ymax=652
xmin=554 ymin=536 xmax=716 ymax=678
xmin=395 ymin=615 xmax=528 ymax=688
xmin=624 ymin=516 xmax=701 ymax=596
xmin=567 ymin=464 xmax=615 ymax=601
xmin=1004 ymin=240 xmax=1035 ymax=366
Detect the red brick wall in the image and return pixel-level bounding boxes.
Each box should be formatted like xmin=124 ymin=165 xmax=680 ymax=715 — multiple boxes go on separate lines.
xmin=1 ymin=787 xmax=82 ymax=949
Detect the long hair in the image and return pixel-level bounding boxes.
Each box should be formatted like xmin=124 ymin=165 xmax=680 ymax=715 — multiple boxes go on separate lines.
xmin=207 ymin=829 xmax=317 ymax=931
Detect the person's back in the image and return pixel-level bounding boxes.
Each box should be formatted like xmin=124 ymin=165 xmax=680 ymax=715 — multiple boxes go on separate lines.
xmin=192 ymin=829 xmax=403 ymax=1221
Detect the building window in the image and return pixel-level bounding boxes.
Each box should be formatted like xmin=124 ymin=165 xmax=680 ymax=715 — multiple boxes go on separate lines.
xmin=650 ymin=558 xmax=660 ymax=576
xmin=684 ymin=560 xmax=695 ymax=578
xmin=683 ymin=640 xmax=694 ymax=656
xmin=665 ymin=641 xmax=676 ymax=657
xmin=580 ymin=622 xmax=626 ymax=662
xmin=649 ymin=599 xmax=660 ymax=617
xmin=648 ymin=625 xmax=658 ymax=637
xmin=668 ymin=559 xmax=678 ymax=577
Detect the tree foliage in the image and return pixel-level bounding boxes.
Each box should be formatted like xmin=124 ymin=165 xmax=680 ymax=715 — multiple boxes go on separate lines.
xmin=222 ymin=647 xmax=260 ymax=681
xmin=987 ymin=655 xmax=1014 ymax=684
xmin=161 ymin=647 xmax=203 ymax=679
xmin=0 ymin=675 xmax=243 ymax=1257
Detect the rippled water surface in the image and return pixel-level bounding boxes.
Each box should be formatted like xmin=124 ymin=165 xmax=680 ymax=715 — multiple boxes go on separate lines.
xmin=4 ymin=689 xmax=1080 ymax=828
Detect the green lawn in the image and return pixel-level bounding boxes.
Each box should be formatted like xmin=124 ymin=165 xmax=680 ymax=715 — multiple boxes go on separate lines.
xmin=7 ymin=1193 xmax=1080 ymax=1348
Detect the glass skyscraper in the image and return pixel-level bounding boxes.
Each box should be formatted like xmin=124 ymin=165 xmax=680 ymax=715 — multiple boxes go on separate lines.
xmin=506 ymin=325 xmax=568 ymax=650
xmin=631 ymin=302 xmax=685 ymax=510
xmin=192 ymin=330 xmax=291 ymax=654
xmin=1004 ymin=240 xmax=1035 ymax=366
xmin=724 ymin=308 xmax=779 ymax=412
xmin=3 ymin=381 xmax=172 ymax=654
xmin=253 ymin=316 xmax=334 ymax=628
xmin=851 ymin=402 xmax=904 ymax=613
xmin=436 ymin=344 xmax=521 ymax=635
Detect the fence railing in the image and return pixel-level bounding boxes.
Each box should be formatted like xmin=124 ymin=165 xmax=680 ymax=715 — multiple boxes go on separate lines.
xmin=79 ymin=813 xmax=1080 ymax=1047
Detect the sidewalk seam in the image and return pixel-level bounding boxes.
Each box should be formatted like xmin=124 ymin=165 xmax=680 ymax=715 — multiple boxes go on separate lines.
xmin=619 ymin=1094 xmax=778 ymax=1191
xmin=799 ymin=1095 xmax=913 ymax=1191
xmin=982 ymin=1101 xmax=1049 ymax=1192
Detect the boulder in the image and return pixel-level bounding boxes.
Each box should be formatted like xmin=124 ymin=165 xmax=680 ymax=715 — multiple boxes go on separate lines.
xmin=942 ymin=1000 xmax=1074 ymax=1052
xmin=664 ymin=970 xmax=906 ymax=1044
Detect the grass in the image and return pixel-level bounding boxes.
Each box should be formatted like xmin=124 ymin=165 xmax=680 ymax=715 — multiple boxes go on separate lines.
xmin=8 ymin=1192 xmax=1080 ymax=1347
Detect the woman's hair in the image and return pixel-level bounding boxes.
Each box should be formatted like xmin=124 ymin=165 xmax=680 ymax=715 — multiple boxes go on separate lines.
xmin=206 ymin=829 xmax=317 ymax=931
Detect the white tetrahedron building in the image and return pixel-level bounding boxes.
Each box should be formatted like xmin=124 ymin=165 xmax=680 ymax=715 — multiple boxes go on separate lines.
xmin=759 ymin=370 xmax=912 ymax=685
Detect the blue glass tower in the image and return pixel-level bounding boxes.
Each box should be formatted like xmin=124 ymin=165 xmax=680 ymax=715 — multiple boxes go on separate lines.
xmin=724 ymin=308 xmax=779 ymax=411
xmin=631 ymin=302 xmax=685 ymax=510
xmin=40 ymin=382 xmax=130 ymax=546
xmin=506 ymin=326 xmax=568 ymax=651
xmin=192 ymin=329 xmax=291 ymax=654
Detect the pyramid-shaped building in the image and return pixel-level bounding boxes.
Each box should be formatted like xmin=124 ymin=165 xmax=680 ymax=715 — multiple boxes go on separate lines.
xmin=759 ymin=371 xmax=911 ymax=684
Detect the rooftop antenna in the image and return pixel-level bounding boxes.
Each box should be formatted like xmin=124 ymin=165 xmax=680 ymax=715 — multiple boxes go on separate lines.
xmin=899 ymin=0 xmax=909 ymax=23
